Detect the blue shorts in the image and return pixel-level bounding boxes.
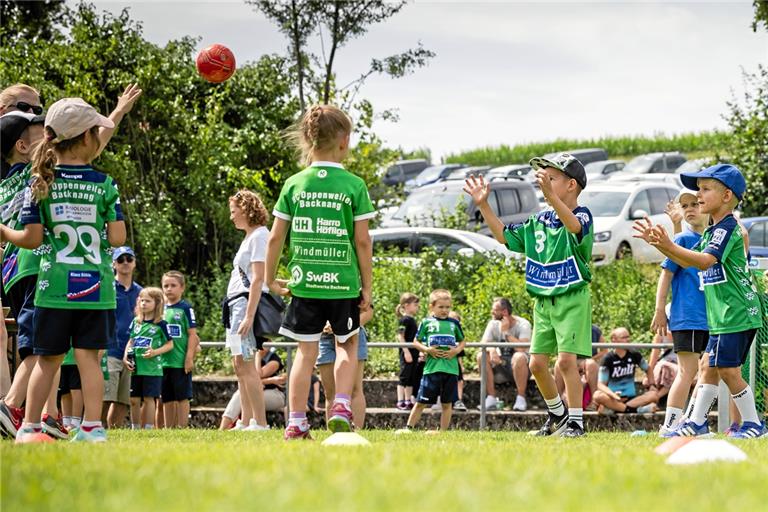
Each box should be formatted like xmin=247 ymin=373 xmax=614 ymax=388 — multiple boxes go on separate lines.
xmin=130 ymin=375 xmax=163 ymax=398
xmin=707 ymin=329 xmax=757 ymax=368
xmin=6 ymin=275 xmax=36 ymax=359
xmin=316 ymin=327 xmax=369 ymax=366
xmin=416 ymin=372 xmax=458 ymax=405
xmin=161 ymin=367 xmax=193 ymax=402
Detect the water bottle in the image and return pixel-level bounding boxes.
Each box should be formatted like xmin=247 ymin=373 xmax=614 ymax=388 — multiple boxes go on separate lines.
xmin=496 ymin=399 xmax=504 ymax=411
xmin=126 ymin=347 xmax=136 ymax=372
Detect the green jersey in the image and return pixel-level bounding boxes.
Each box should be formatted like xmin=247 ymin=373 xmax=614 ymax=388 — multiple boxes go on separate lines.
xmin=130 ymin=319 xmax=172 ymax=377
xmin=162 ymin=300 xmax=196 ymax=369
xmin=273 ymin=162 xmax=375 ymax=299
xmin=695 ymin=214 xmax=763 ymax=334
xmin=20 ymin=165 xmax=123 ymax=309
xmin=0 ymin=163 xmax=41 ymax=292
xmin=416 ymin=316 xmax=464 ymax=375
xmin=62 ymin=347 xmax=76 ymax=366
xmin=503 ymin=206 xmax=594 ymax=297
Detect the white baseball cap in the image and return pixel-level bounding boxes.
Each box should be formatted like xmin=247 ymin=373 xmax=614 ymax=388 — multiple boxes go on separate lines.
xmin=45 ymin=98 xmax=113 ymax=143
xmin=675 ymin=188 xmax=698 ymax=203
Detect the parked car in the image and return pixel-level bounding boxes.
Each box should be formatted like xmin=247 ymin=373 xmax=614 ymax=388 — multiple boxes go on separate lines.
xmin=526 ymin=148 xmax=609 ymax=188
xmin=584 ymin=159 xmax=625 ymax=183
xmin=382 ymin=159 xmax=430 ymax=186
xmin=381 ymin=178 xmax=539 ymax=236
xmin=579 ymin=182 xmax=681 ymax=265
xmin=742 ymin=217 xmax=768 ymax=270
xmin=486 ymin=164 xmax=532 ymax=180
xmin=445 ymin=165 xmax=492 ymax=181
xmin=622 ymin=152 xmax=687 ymax=174
xmin=403 ymin=163 xmax=466 ymax=193
xmin=674 ymin=157 xmax=716 ymax=175
xmin=607 ymin=172 xmax=683 ymax=188
xmin=371 ymin=227 xmax=516 ymax=259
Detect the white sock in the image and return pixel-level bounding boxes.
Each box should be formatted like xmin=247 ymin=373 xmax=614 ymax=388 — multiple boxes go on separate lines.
xmin=63 ymin=416 xmax=73 ymax=428
xmin=81 ymin=420 xmax=101 ymax=428
xmin=731 ymin=386 xmax=760 ymax=424
xmin=22 ymin=422 xmax=42 ymax=432
xmin=568 ymin=408 xmax=583 ymax=428
xmin=545 ymin=396 xmax=566 ymax=417
xmin=683 ymin=395 xmax=696 ymax=419
xmin=664 ymin=407 xmax=684 ymax=428
xmin=690 ymin=384 xmax=718 ymax=425
xmin=72 ymin=417 xmax=82 ymax=428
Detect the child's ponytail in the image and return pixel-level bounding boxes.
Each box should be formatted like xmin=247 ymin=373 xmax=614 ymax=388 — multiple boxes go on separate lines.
xmin=29 ymin=129 xmax=56 ymax=201
xmin=396 ymin=292 xmax=419 ymax=319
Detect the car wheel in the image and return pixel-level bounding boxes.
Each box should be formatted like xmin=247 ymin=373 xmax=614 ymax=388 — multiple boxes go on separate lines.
xmin=616 ymin=242 xmax=632 ymax=260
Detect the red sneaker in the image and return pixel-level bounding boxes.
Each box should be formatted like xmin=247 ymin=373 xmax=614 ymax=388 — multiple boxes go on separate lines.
xmin=42 ymin=413 xmax=69 ymax=440
xmin=327 ymin=402 xmax=354 ymax=433
xmin=283 ymin=425 xmax=312 ymax=440
xmin=0 ymin=400 xmax=24 ymax=437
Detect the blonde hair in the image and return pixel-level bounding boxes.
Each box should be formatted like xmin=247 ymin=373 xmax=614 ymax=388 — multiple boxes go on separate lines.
xmin=29 ymin=125 xmax=97 ymax=201
xmin=286 ymin=104 xmax=352 ymax=166
xmin=162 ymin=270 xmax=186 ymax=287
xmin=229 ymin=189 xmax=269 ymax=227
xmin=395 ymin=292 xmax=419 ymax=319
xmin=135 ymin=287 xmax=165 ymax=324
xmin=428 ymin=289 xmax=451 ymax=310
xmin=0 ymin=84 xmax=40 ymax=113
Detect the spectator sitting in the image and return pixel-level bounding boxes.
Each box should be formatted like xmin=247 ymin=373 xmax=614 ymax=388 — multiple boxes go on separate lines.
xmin=593 ymin=327 xmax=660 ymax=414
xmin=476 ymin=298 xmax=531 ymax=411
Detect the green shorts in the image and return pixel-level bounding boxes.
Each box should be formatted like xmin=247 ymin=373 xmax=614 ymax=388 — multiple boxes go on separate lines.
xmin=530 ymin=286 xmax=592 ymax=357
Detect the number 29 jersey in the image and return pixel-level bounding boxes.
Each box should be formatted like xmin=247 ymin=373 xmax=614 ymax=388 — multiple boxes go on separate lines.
xmin=20 ymin=165 xmax=124 ymax=309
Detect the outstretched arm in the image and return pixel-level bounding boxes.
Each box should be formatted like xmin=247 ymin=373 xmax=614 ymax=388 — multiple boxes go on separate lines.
xmin=536 ymin=169 xmax=581 ymax=234
xmin=464 ymin=175 xmax=505 ymax=244
xmin=96 ymin=83 xmax=143 ymax=157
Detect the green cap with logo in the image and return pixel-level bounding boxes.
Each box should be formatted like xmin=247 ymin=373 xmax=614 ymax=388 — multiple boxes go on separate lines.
xmin=529 ymin=152 xmax=588 ymax=189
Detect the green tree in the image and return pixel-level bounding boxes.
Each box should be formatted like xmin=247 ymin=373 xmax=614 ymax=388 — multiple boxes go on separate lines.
xmin=723 ymin=65 xmax=768 ymax=216
xmin=754 ymin=0 xmax=768 ymax=31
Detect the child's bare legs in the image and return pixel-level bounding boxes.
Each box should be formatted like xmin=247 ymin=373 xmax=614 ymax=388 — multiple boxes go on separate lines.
xmin=0 ymin=318 xmax=10 ymax=397
xmin=61 ymin=393 xmax=72 ymax=419
xmin=440 ymin=402 xmax=452 ymax=430
xmin=288 ymin=342 xmax=319 ymax=413
xmin=405 ymin=386 xmax=413 ymax=403
xmin=129 ymin=398 xmax=141 ymax=426
xmin=155 ymin=398 xmax=164 ymax=428
xmin=233 ymin=355 xmax=266 ymax=425
xmin=333 ymin=335 xmax=358 ymax=397
xmin=163 ymin=401 xmax=178 ymax=428
xmin=23 ymin=354 xmax=64 ymax=425
xmin=141 ymin=397 xmax=156 ymax=427
xmin=4 ymin=356 xmax=35 ymax=408
xmin=177 ymin=400 xmax=190 ymax=428
xmin=43 ymin=368 xmax=60 ymax=418
xmin=554 ymin=364 xmax=565 ymax=398
xmin=406 ymin=402 xmax=427 ymax=427
xmin=74 ymin=349 xmax=104 ymax=423
xmin=555 ymin=353 xmax=582 ymax=411
xmin=529 ymin=354 xmax=558 ymax=400
xmin=664 ymin=352 xmax=699 ymax=428
xmin=584 ymin=359 xmax=599 ymax=405
xmin=318 ymin=363 xmax=335 ymax=421
xmin=71 ymin=389 xmax=83 ymax=422
xmin=396 ymin=384 xmax=405 ymax=402
xmin=352 ymin=362 xmax=366 ymax=427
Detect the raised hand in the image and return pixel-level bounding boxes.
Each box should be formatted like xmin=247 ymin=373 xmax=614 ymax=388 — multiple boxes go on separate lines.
xmin=664 ymin=200 xmax=682 ymax=225
xmin=463 ymin=174 xmax=490 ymax=205
xmin=632 ymin=216 xmax=654 ymax=244
xmin=535 ymin=169 xmax=554 ymax=201
xmin=648 ymin=224 xmax=672 ymax=249
xmin=114 ymin=83 xmax=143 ymax=115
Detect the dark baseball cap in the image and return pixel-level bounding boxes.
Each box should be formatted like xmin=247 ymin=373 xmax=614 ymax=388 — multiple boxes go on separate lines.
xmin=530 ymin=152 xmax=587 ymax=189
xmin=1 ymin=111 xmax=45 ymax=159
xmin=680 ymin=164 xmax=746 ymax=200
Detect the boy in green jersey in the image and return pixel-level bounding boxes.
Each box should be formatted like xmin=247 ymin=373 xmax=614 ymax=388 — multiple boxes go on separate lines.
xmin=399 ymin=289 xmax=465 ymax=432
xmin=635 ymin=164 xmax=765 ymax=439
xmin=465 ymin=153 xmax=594 ymax=437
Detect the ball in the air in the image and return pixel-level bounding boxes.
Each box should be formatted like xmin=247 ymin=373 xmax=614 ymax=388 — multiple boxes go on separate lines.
xmin=196 ymin=44 xmax=236 ymax=83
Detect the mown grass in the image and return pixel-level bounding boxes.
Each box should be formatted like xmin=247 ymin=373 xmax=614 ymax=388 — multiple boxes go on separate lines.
xmin=2 ymin=430 xmax=766 ymax=512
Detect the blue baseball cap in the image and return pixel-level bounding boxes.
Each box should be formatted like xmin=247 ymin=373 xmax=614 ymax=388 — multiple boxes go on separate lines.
xmin=680 ymin=164 xmax=746 ymax=200
xmin=112 ymin=246 xmax=135 ymax=261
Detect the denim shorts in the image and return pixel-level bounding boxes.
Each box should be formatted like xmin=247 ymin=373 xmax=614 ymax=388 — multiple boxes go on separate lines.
xmin=225 ymin=296 xmax=259 ymax=361
xmin=316 ymin=327 xmax=369 ymax=366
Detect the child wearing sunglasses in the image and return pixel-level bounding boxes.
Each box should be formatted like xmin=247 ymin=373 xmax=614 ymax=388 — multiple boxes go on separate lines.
xmin=0 ymin=84 xmax=42 ymax=116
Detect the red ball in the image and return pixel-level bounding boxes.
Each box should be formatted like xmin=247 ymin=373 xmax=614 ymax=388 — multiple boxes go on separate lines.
xmin=196 ymin=44 xmax=236 ymax=83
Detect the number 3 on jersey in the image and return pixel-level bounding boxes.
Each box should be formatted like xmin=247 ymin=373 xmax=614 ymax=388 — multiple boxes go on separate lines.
xmin=54 ymin=224 xmax=102 ymax=264
xmin=534 ymin=230 xmax=546 ymax=253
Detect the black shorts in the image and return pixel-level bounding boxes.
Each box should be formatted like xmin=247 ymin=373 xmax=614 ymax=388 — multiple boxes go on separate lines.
xmin=162 ymin=367 xmax=193 ymax=402
xmin=59 ymin=364 xmax=81 ymax=394
xmin=399 ymin=360 xmax=419 ymax=386
xmin=32 ymin=307 xmax=115 ymax=356
xmin=130 ymin=375 xmax=162 ymax=398
xmin=279 ymin=296 xmax=361 ymax=342
xmin=672 ymin=330 xmax=708 ymax=354
xmin=416 ymin=372 xmax=459 ymax=405
xmin=6 ymin=275 xmax=37 ymax=360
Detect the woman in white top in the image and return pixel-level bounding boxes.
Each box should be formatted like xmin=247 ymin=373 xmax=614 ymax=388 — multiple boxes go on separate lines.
xmin=224 ymin=190 xmax=270 ymax=430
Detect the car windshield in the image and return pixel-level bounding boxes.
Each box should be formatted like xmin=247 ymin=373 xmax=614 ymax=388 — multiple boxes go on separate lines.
xmin=488 ymin=167 xmax=530 ymax=178
xmin=623 ymin=156 xmax=655 ymax=174
xmin=392 ymin=188 xmax=467 ymax=221
xmin=413 ymin=166 xmax=445 ymax=183
xmin=584 ymin=162 xmax=606 ymax=175
xmin=446 ymin=168 xmax=467 ymax=179
xmin=579 ymin=191 xmax=630 ymax=217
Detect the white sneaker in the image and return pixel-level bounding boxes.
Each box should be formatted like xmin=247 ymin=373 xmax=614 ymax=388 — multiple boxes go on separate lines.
xmin=513 ymin=395 xmax=527 ymax=412
xmin=231 ymin=419 xmax=245 ymax=431
xmin=244 ymin=419 xmax=270 ymax=431
xmin=484 ymin=396 xmax=498 ymax=410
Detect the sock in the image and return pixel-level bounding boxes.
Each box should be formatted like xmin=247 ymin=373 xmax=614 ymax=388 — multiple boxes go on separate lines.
xmin=72 ymin=417 xmax=82 ymax=429
xmin=732 ymin=386 xmax=760 ymax=424
xmin=683 ymin=395 xmax=696 ymax=419
xmin=288 ymin=412 xmax=308 ymax=429
xmin=663 ymin=407 xmax=684 ymax=428
xmin=21 ymin=422 xmax=42 ymax=433
xmin=544 ymin=396 xmax=566 ymax=417
xmin=690 ymin=384 xmax=718 ymax=425
xmin=334 ymin=394 xmax=351 ymax=407
xmin=81 ymin=421 xmax=102 ymax=432
xmin=144 ymin=424 xmax=154 ymax=429
xmin=63 ymin=416 xmax=73 ymax=428
xmin=568 ymin=408 xmax=583 ymax=428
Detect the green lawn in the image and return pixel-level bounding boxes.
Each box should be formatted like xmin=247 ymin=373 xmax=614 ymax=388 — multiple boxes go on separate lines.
xmin=2 ymin=430 xmax=766 ymax=511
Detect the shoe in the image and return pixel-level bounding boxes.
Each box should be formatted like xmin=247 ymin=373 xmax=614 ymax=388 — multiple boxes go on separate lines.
xmin=71 ymin=425 xmax=107 ymax=443
xmin=396 ymin=401 xmax=409 ymax=411
xmin=729 ymin=421 xmax=767 ymax=439
xmin=42 ymin=414 xmax=69 ymax=440
xmin=244 ymin=419 xmax=270 ymax=431
xmin=15 ymin=425 xmax=51 ymax=444
xmin=660 ymin=419 xmax=713 ymax=438
xmin=724 ymin=422 xmax=741 ymax=437
xmin=404 ymin=401 xmax=414 ymax=410
xmin=430 ymin=402 xmax=442 ymax=411
xmin=513 ymin=395 xmax=527 ymax=412
xmin=531 ymin=412 xmax=569 ymax=437
xmin=327 ymin=402 xmax=354 ymax=433
xmin=230 ymin=419 xmax=245 ymax=431
xmin=284 ymin=424 xmax=312 ymax=440
xmin=560 ymin=421 xmax=585 ymax=438
xmin=453 ymin=400 xmax=467 ymax=412
xmin=484 ymin=396 xmax=498 ymax=411
xmin=658 ymin=425 xmax=675 ymax=437
xmin=394 ymin=426 xmax=414 ymax=435
xmin=0 ymin=400 xmax=24 ymax=437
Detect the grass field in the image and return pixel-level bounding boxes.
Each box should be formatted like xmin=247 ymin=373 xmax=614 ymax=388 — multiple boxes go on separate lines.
xmin=2 ymin=429 xmax=766 ymax=512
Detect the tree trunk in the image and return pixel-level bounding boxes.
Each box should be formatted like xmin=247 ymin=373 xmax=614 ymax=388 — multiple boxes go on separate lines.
xmin=290 ymin=0 xmax=305 ymax=112
xmin=323 ymin=1 xmax=340 ymax=104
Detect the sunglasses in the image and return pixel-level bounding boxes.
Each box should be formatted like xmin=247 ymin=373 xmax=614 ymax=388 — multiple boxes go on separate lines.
xmin=12 ymin=102 xmax=43 ymax=115
xmin=116 ymin=255 xmax=134 ymax=264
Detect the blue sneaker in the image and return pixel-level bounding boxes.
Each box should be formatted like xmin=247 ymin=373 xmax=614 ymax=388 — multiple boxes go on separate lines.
xmin=71 ymin=425 xmax=107 ymax=443
xmin=660 ymin=419 xmax=713 ymax=438
xmin=723 ymin=422 xmax=740 ymax=437
xmin=729 ymin=421 xmax=767 ymax=439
